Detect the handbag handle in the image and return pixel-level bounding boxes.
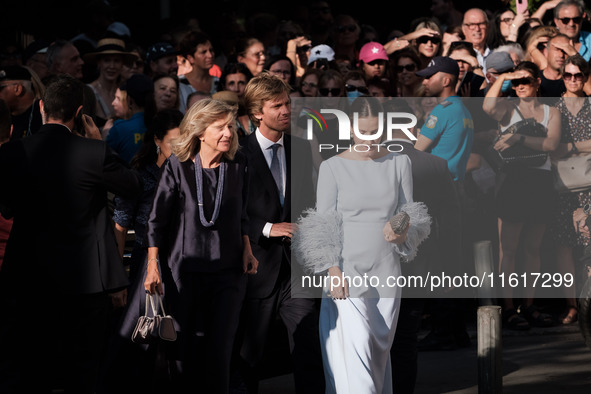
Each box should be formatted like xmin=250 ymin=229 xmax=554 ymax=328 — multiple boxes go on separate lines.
xmin=144 ymin=292 xmax=168 ymax=317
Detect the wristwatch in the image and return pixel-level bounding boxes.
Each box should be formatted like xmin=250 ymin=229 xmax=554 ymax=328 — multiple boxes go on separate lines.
xmin=584 ymin=203 xmax=591 ymax=215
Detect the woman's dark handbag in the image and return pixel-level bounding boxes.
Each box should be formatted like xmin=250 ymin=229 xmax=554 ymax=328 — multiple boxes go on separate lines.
xmin=132 ymin=292 xmax=177 ymax=344
xmin=486 ymin=104 xmax=548 ymax=171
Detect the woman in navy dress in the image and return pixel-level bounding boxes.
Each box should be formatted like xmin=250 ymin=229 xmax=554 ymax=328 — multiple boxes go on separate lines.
xmin=144 ymin=98 xmax=258 ymax=393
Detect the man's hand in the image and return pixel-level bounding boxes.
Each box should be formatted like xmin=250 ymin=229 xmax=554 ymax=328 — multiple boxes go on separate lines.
xmin=82 ymin=114 xmax=102 ymax=140
xmin=269 ymin=222 xmax=296 ymax=238
xmin=109 ymin=288 xmax=127 ymax=309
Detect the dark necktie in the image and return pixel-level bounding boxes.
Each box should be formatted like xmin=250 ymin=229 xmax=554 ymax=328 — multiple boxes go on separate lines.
xmin=270 ymin=143 xmax=284 ymax=206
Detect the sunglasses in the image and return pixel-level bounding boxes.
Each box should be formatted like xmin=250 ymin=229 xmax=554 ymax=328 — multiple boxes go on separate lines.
xmin=417 ymin=36 xmax=441 ymax=45
xmin=367 ymin=59 xmax=387 ymax=66
xmin=448 ymin=41 xmax=473 ymax=51
xmin=563 ymin=72 xmax=584 ymax=81
xmin=395 ymin=64 xmax=417 ymax=72
xmin=558 ymin=16 xmax=583 ymax=25
xmin=345 ymin=84 xmax=369 ymax=94
xmin=319 ymin=87 xmax=341 ymax=96
xmin=511 ymin=77 xmax=534 ymax=87
xmin=337 ymin=24 xmax=356 ymax=33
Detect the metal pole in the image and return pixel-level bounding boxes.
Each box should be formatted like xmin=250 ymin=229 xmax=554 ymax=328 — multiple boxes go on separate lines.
xmin=478 ymin=305 xmax=502 ymax=394
xmin=474 ymin=240 xmax=495 ymax=306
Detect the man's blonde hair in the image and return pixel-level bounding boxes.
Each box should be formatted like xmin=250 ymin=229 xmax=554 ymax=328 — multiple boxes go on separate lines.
xmin=243 ymin=71 xmax=291 ymax=127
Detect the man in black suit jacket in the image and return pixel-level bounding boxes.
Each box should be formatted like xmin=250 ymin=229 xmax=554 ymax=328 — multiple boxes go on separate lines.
xmin=238 ymin=72 xmax=324 ymax=393
xmin=384 ymin=126 xmax=462 ymax=393
xmin=0 ymin=74 xmax=143 ymax=393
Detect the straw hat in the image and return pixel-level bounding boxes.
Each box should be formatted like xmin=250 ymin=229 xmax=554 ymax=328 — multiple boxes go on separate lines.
xmin=83 ymin=38 xmax=138 ymax=64
xmin=212 ymin=90 xmax=240 ymax=106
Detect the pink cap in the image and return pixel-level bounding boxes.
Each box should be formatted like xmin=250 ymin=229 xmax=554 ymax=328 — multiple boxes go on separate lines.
xmin=358 ymin=42 xmax=388 ymax=63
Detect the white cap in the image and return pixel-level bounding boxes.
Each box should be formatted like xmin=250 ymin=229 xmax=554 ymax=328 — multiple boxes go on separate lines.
xmin=307 ymin=44 xmax=335 ymax=65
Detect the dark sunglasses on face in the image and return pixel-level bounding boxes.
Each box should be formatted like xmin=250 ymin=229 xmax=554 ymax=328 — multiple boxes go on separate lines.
xmin=511 ymin=77 xmax=534 ymax=87
xmin=395 ymin=64 xmax=417 ymax=72
xmin=417 ymin=35 xmax=441 ymax=45
xmin=337 ymin=24 xmax=356 ymax=33
xmin=345 ymin=84 xmax=369 ymax=94
xmin=563 ymin=72 xmax=584 ymax=81
xmin=558 ymin=16 xmax=583 ymax=25
xmin=367 ymin=59 xmax=387 ymax=67
xmin=319 ymin=87 xmax=341 ymax=96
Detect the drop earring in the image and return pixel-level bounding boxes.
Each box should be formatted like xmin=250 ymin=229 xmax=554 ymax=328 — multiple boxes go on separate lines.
xmin=156 ymin=145 xmax=161 ymax=155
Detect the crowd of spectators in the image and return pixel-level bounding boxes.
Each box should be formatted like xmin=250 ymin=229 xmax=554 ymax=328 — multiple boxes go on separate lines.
xmin=2 ymin=0 xmax=591 ymax=392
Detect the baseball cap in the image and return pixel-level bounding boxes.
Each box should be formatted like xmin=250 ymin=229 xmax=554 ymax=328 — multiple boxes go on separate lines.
xmin=416 ymin=56 xmax=459 ymax=78
xmin=485 ymin=51 xmax=514 ymax=73
xmin=22 ymin=40 xmax=50 ymax=63
xmin=120 ymin=73 xmax=154 ymax=107
xmin=107 ymin=22 xmax=131 ymax=39
xmin=0 ymin=65 xmax=32 ymax=82
xmin=358 ymin=42 xmax=388 ymax=63
xmin=145 ymin=42 xmax=178 ymax=63
xmin=307 ymin=44 xmax=335 ymax=65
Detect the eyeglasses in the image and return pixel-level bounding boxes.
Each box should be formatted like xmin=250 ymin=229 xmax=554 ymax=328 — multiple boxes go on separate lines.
xmin=319 ymin=87 xmax=341 ymax=96
xmin=511 ymin=77 xmax=534 ymax=87
xmin=463 ymin=21 xmax=487 ymax=30
xmin=563 ymin=72 xmax=585 ymax=81
xmin=417 ymin=36 xmax=441 ymax=45
xmin=301 ymin=81 xmax=318 ymax=88
xmin=337 ymin=24 xmax=356 ymax=33
xmin=558 ymin=16 xmax=583 ymax=25
xmin=248 ymin=51 xmax=265 ymax=58
xmin=345 ymin=84 xmax=369 ymax=94
xmin=500 ymin=17 xmax=515 ymax=24
xmin=395 ymin=64 xmax=417 ymax=73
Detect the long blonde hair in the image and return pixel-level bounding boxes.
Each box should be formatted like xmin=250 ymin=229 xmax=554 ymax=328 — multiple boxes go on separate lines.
xmin=174 ymin=98 xmax=239 ymax=162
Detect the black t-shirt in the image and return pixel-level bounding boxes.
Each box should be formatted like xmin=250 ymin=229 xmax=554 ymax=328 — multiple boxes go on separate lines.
xmin=540 ymin=71 xmax=566 ymax=105
xmin=10 ymin=99 xmax=43 ymax=141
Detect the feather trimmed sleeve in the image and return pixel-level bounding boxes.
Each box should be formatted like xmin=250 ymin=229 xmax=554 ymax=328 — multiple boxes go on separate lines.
xmin=292 ymin=208 xmax=344 ymax=275
xmin=393 ymin=201 xmax=431 ymax=262
xmin=292 ymin=160 xmax=343 ymax=275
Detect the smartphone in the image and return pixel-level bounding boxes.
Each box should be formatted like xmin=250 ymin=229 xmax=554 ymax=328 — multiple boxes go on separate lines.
xmin=516 ymin=0 xmax=528 ymax=15
xmin=73 ymin=111 xmax=85 ymax=136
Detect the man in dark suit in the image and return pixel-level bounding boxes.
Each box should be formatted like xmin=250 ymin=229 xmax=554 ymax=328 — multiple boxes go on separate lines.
xmin=0 ymin=74 xmax=143 ymax=393
xmin=238 ymin=72 xmax=324 ymax=393
xmin=382 ymin=106 xmax=462 ymax=393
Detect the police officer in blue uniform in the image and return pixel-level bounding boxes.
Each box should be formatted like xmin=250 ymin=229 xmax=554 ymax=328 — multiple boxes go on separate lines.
xmin=414 ymin=56 xmax=475 ymax=351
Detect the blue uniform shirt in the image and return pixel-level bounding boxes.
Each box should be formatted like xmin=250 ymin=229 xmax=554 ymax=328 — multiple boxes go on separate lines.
xmin=578 ymin=31 xmax=591 ymax=62
xmin=106 ymin=112 xmax=147 ymax=163
xmin=420 ymin=96 xmax=474 ymax=181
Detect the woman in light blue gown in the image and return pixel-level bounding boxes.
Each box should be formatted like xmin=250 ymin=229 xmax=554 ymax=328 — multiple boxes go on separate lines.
xmin=294 ymin=98 xmax=431 ymax=393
